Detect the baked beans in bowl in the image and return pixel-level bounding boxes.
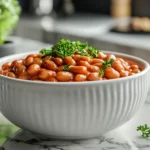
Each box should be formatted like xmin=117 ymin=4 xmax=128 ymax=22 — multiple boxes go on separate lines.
xmin=0 ymin=39 xmax=149 ymax=139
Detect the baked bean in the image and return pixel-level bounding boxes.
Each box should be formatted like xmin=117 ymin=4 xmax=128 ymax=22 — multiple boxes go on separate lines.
xmin=56 ymin=71 xmax=73 ymax=82
xmin=122 ymin=63 xmax=130 ymax=70
xmin=11 ymin=60 xmax=22 ymax=68
xmin=18 ymin=72 xmax=29 ymax=80
xmin=27 ymin=64 xmax=41 ymax=76
xmin=106 ymin=54 xmax=116 ymax=61
xmin=129 ymin=72 xmax=136 ymax=76
xmin=69 ymin=66 xmax=88 ymax=75
xmin=73 ymin=55 xmax=81 ymax=61
xmin=27 ymin=54 xmax=42 ymax=58
xmin=11 ymin=59 xmax=25 ymax=67
xmin=53 ymin=57 xmax=63 ymax=66
xmin=7 ymin=72 xmax=16 ymax=78
xmin=18 ymin=59 xmax=25 ymax=64
xmin=3 ymin=71 xmax=9 ymax=76
xmin=98 ymin=52 xmax=107 ymax=59
xmin=93 ymin=63 xmax=103 ymax=68
xmin=43 ymin=56 xmax=52 ymax=61
xmin=130 ymin=65 xmax=139 ymax=70
xmin=25 ymin=56 xmax=34 ymax=66
xmin=58 ymin=65 xmax=65 ymax=71
xmin=90 ymin=58 xmax=103 ymax=64
xmin=102 ymin=78 xmax=107 ymax=80
xmin=74 ymin=74 xmax=87 ymax=82
xmin=31 ymin=76 xmax=39 ymax=80
xmin=47 ymin=77 xmax=57 ymax=82
xmin=120 ymin=70 xmax=129 ymax=77
xmin=39 ymin=69 xmax=56 ymax=80
xmin=13 ymin=63 xmax=26 ymax=76
xmin=2 ymin=62 xmax=11 ymax=71
xmin=64 ymin=56 xmax=76 ymax=65
xmin=116 ymin=58 xmax=125 ymax=64
xmin=87 ymin=72 xmax=101 ymax=81
xmin=88 ymin=65 xmax=100 ymax=72
xmin=80 ymin=56 xmax=91 ymax=62
xmin=112 ymin=61 xmax=124 ymax=72
xmin=36 ymin=53 xmax=42 ymax=58
xmin=12 ymin=59 xmax=25 ymax=65
xmin=33 ymin=58 xmax=43 ymax=66
xmin=43 ymin=60 xmax=58 ymax=71
xmin=104 ymin=67 xmax=120 ymax=79
xmin=132 ymin=68 xmax=140 ymax=73
xmin=77 ymin=61 xmax=90 ymax=68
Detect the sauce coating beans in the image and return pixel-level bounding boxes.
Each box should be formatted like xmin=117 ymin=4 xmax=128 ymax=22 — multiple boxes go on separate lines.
xmin=56 ymin=71 xmax=73 ymax=81
xmin=74 ymin=74 xmax=87 ymax=82
xmin=0 ymin=49 xmax=142 ymax=82
xmin=27 ymin=64 xmax=41 ymax=76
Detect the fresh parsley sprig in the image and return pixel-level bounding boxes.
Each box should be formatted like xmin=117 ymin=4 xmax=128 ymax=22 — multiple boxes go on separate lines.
xmin=52 ymin=39 xmax=75 ymax=58
xmin=99 ymin=59 xmax=114 ymax=77
xmin=63 ymin=65 xmax=70 ymax=71
xmin=137 ymin=124 xmax=150 ymax=138
xmin=39 ymin=39 xmax=101 ymax=58
xmin=87 ymin=46 xmax=101 ymax=57
xmin=99 ymin=68 xmax=105 ymax=77
xmin=40 ymin=48 xmax=53 ymax=58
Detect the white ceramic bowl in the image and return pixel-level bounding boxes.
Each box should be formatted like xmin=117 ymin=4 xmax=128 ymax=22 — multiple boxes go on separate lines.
xmin=0 ymin=51 xmax=150 ymax=139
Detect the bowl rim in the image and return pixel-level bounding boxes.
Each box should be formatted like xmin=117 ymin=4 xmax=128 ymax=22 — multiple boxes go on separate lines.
xmin=0 ymin=50 xmax=149 ymax=85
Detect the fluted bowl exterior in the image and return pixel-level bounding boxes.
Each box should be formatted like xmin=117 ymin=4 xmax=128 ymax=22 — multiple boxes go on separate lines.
xmin=0 ymin=51 xmax=150 ymax=139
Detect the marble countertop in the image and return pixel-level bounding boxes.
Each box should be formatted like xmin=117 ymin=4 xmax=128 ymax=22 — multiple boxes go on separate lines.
xmin=0 ymin=37 xmax=150 ymax=150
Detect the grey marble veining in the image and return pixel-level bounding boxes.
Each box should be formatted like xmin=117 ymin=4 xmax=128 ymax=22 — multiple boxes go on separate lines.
xmin=1 ymin=129 xmax=150 ymax=150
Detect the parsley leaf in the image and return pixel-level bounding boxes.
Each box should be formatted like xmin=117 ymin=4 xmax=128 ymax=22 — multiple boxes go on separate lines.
xmin=39 ymin=38 xmax=101 ymax=58
xmin=103 ymin=59 xmax=114 ymax=69
xmin=99 ymin=59 xmax=114 ymax=77
xmin=137 ymin=124 xmax=150 ymax=138
xmin=63 ymin=65 xmax=70 ymax=71
xmin=52 ymin=39 xmax=75 ymax=58
xmin=99 ymin=68 xmax=104 ymax=77
xmin=88 ymin=46 xmax=100 ymax=57
xmin=40 ymin=48 xmax=53 ymax=58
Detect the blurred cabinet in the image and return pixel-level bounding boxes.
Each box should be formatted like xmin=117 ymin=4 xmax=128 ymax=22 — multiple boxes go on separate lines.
xmin=132 ymin=0 xmax=150 ymax=17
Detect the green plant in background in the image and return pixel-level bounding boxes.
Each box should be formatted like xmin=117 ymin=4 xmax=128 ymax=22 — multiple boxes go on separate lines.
xmin=0 ymin=0 xmax=21 ymax=45
xmin=0 ymin=124 xmax=19 ymax=145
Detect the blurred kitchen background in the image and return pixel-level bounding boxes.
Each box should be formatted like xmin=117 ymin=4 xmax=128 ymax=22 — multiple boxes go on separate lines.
xmin=12 ymin=0 xmax=150 ymax=62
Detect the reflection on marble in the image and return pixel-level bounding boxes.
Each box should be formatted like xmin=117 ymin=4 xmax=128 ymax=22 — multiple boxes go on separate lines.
xmin=1 ymin=129 xmax=150 ymax=150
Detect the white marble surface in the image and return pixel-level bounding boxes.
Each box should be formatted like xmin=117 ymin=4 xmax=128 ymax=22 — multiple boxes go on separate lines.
xmin=1 ymin=101 xmax=150 ymax=150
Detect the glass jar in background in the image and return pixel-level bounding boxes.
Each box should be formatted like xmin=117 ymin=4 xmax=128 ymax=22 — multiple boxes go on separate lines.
xmin=111 ymin=0 xmax=131 ymax=18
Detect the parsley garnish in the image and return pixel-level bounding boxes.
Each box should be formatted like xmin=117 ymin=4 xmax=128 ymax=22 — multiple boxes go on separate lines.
xmin=39 ymin=39 xmax=101 ymax=58
xmin=137 ymin=124 xmax=150 ymax=138
xmin=103 ymin=59 xmax=114 ymax=69
xmin=99 ymin=59 xmax=114 ymax=77
xmin=87 ymin=46 xmax=100 ymax=57
xmin=99 ymin=68 xmax=104 ymax=77
xmin=63 ymin=65 xmax=70 ymax=71
xmin=40 ymin=48 xmax=53 ymax=58
xmin=52 ymin=39 xmax=75 ymax=58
